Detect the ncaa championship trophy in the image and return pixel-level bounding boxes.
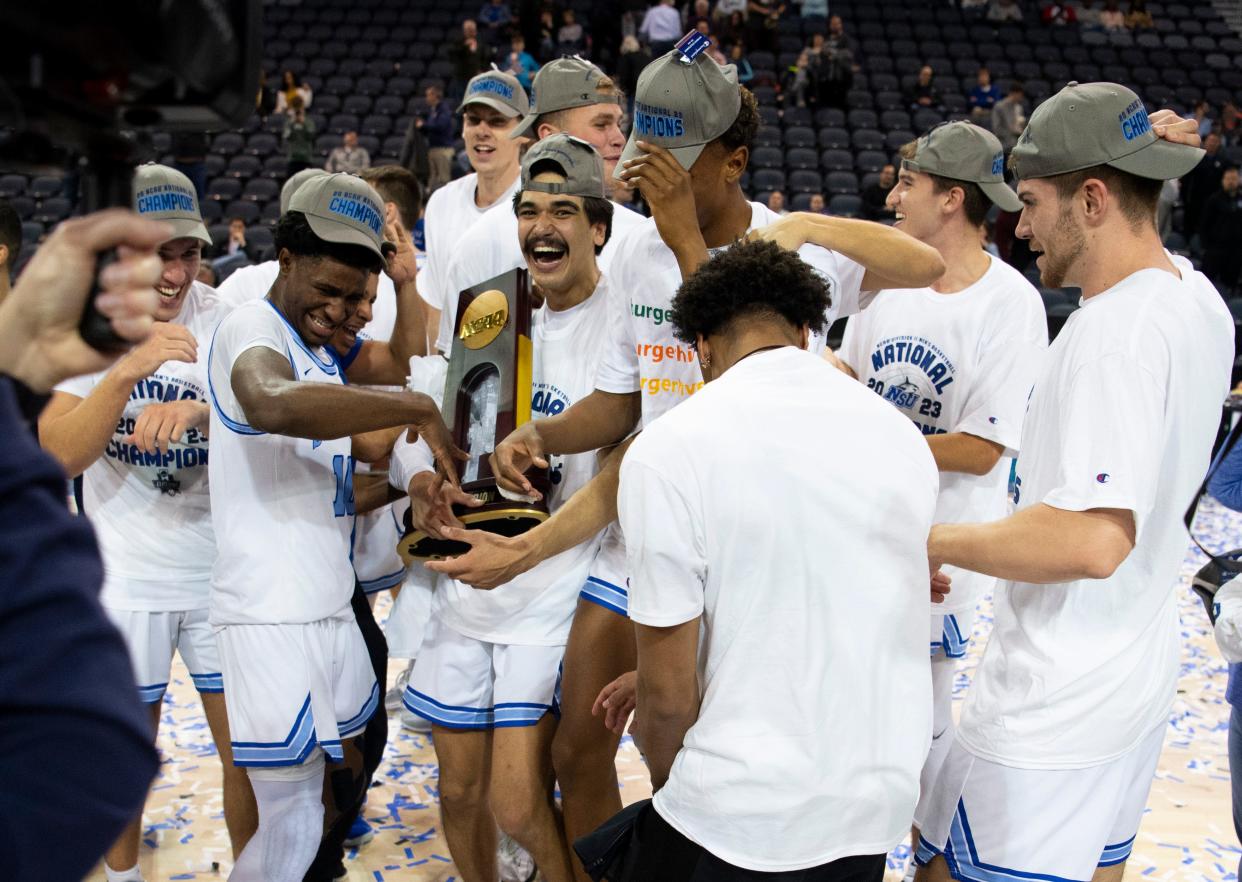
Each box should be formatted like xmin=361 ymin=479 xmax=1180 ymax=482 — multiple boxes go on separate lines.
xmin=398 ymin=268 xmax=551 ymax=561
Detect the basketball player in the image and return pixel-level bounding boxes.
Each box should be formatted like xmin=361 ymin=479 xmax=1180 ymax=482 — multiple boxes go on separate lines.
xmin=428 ymin=43 xmax=942 ymax=850
xmin=914 ymin=87 xmax=1233 ymax=882
xmin=206 ymin=173 xmax=457 ymax=882
xmin=834 ymin=122 xmax=1047 ymax=863
xmin=433 ymin=56 xmax=645 ymax=356
xmin=38 ymin=164 xmax=255 ymax=882
xmin=615 ymin=238 xmax=938 ymax=881
xmin=420 ymin=68 xmax=529 ymax=349
xmin=392 ymin=135 xmax=615 ymax=882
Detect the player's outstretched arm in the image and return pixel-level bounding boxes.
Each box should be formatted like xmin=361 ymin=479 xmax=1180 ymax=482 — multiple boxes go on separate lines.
xmin=926 ymin=432 xmax=1005 ymax=476
xmin=929 ymin=503 xmax=1135 ymax=584
xmin=752 ymin=213 xmax=946 ymax=291
xmin=634 ymin=617 xmax=701 ymax=792
xmin=232 ymin=347 xmax=462 ymax=483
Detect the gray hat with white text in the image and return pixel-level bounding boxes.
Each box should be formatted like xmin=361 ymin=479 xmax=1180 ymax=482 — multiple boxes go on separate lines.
xmin=458 ymin=68 xmax=530 ymax=118
xmin=281 ymin=167 xmax=328 ymax=214
xmin=521 ymin=134 xmax=607 ymax=198
xmin=901 ymin=121 xmax=1022 ymax=212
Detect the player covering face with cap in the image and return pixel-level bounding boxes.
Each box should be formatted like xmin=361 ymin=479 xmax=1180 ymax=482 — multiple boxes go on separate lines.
xmin=394 ymin=135 xmax=615 ymax=882
xmin=915 ymin=86 xmax=1233 ymax=882
xmin=834 ymin=122 xmax=1049 ymax=870
xmin=206 ymin=173 xmax=459 ymax=882
xmin=39 ymin=163 xmax=256 ymax=881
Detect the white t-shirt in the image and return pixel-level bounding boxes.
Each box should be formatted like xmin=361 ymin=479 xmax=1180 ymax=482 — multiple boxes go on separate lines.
xmin=839 ymin=255 xmax=1048 ymax=614
xmin=216 ymin=261 xmax=279 ymax=308
xmin=390 ymin=276 xmax=616 ymax=644
xmin=55 ymin=282 xmax=229 ymax=607
xmin=434 ymin=199 xmax=647 ymax=354
xmin=207 ymin=299 xmax=357 ymax=626
xmin=417 ymin=172 xmax=521 ymax=313
xmin=958 ymin=256 xmax=1235 ymax=769
xmin=594 ymin=203 xmax=869 ymax=427
xmin=619 ymin=346 xmax=938 ymax=871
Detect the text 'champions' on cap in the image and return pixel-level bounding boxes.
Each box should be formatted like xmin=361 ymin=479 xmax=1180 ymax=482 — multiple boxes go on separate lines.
xmin=289 ymin=173 xmax=389 ymax=263
xmin=902 ymin=121 xmax=1022 ymax=212
xmin=132 ymin=163 xmax=212 ymax=246
xmin=458 ymin=69 xmax=530 ymax=119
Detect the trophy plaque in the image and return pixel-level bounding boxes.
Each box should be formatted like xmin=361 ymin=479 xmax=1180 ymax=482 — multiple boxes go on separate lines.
xmin=398 ymin=268 xmax=551 ymax=562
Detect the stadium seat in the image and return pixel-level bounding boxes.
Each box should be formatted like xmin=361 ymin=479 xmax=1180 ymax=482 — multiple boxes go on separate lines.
xmin=226 ymin=155 xmax=262 ymax=179
xmin=224 ymin=201 xmax=261 ymax=225
xmin=752 ymin=147 xmax=785 ymax=170
xmin=789 ymin=170 xmax=824 ymax=194
xmin=242 ymin=179 xmax=280 ymax=203
xmin=786 ymin=147 xmax=820 ymax=171
xmin=820 ymin=149 xmax=854 ymax=172
xmin=752 ymin=169 xmax=787 ymax=192
xmin=826 ymin=171 xmax=859 ymax=195
xmin=785 ymin=127 xmax=817 ymax=149
xmin=828 ymin=194 xmax=863 ymax=217
xmin=0 ymin=174 xmax=26 ymax=198
xmin=207 ymin=178 xmax=242 ymax=202
xmin=21 ymin=221 xmax=44 ymax=243
xmin=32 ymin=197 xmax=71 ymax=224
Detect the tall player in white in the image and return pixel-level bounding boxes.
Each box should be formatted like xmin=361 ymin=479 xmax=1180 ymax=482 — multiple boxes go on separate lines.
xmin=393 ymin=136 xmax=616 ymax=882
xmin=835 ymin=122 xmax=1047 ymax=868
xmin=40 ymin=164 xmax=255 ymax=882
xmin=206 ymin=173 xmax=457 ymax=882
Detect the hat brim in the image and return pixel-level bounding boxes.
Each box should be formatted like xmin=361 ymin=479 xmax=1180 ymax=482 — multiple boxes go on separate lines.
xmin=613 ymin=133 xmax=707 ymax=180
xmin=166 ymin=217 xmax=213 ymax=247
xmin=509 ymin=113 xmax=538 ymax=139
xmin=979 ymin=179 xmax=1023 ymax=213
xmin=303 ymin=211 xmax=388 ymax=267
xmin=458 ymin=96 xmax=523 ymax=118
xmin=1108 ymin=137 xmax=1205 ymax=181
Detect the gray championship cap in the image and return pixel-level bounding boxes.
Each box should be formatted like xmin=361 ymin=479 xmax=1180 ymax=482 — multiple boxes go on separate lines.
xmin=132 ymin=163 xmax=211 ymax=246
xmin=616 ymin=31 xmax=741 ymax=178
xmin=510 ymin=56 xmax=621 ymax=140
xmin=281 ymin=167 xmax=328 ymax=214
xmin=289 ymin=173 xmax=389 ymax=264
xmin=1010 ymin=81 xmax=1204 ymax=180
xmin=902 ymin=121 xmax=1022 ymax=212
xmin=458 ymin=68 xmax=530 ymax=119
xmin=521 ymin=134 xmax=607 ymax=198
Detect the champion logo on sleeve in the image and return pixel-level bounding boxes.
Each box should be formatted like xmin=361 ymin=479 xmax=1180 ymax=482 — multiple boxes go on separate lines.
xmin=988 ymin=416 xmax=999 ymax=425
xmin=1096 ymin=473 xmax=1111 ymax=484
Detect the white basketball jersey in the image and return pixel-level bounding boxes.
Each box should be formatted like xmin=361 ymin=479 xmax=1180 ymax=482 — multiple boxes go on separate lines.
xmin=207 ymin=299 xmax=356 ymax=626
xmin=55 ymin=282 xmax=229 ymax=606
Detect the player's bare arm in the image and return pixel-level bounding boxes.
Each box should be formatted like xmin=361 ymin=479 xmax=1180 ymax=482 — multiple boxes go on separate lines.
xmin=345 ymin=212 xmax=427 ymax=385
xmin=618 ymin=140 xmax=710 ymax=280
xmin=39 ymin=322 xmax=198 ymax=476
xmin=929 ymin=503 xmax=1135 ymax=583
xmin=926 ymin=433 xmax=1005 ymax=476
xmin=751 ymin=212 xmax=946 ymax=291
xmin=126 ymin=399 xmax=210 ymax=455
xmin=230 ymin=346 xmax=462 ymax=484
xmin=429 ymin=435 xmax=636 ymax=588
xmin=634 ymin=617 xmax=702 ymax=792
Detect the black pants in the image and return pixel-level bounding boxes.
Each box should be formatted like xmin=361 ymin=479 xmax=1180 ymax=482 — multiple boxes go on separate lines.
xmin=620 ymin=803 xmax=885 ymax=882
xmin=303 ymin=582 xmax=389 ymax=882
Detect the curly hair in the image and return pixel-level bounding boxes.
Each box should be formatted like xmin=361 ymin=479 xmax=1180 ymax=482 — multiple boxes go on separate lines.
xmin=669 ymin=239 xmax=832 ymax=344
xmin=274 ymin=211 xmax=384 ymax=273
xmin=715 ymin=86 xmax=761 ymax=153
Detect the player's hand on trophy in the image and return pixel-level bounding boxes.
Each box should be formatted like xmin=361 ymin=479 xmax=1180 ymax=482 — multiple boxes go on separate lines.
xmin=490 ymin=422 xmax=549 ymax=501
xmin=592 ymin=670 xmax=637 ymax=736
xmin=1149 ymin=109 xmax=1201 ymax=148
xmin=408 ymin=471 xmax=479 ymax=538
xmin=382 ymin=204 xmax=419 ymax=287
xmin=405 ymin=395 xmax=466 ymax=488
xmin=423 ymin=527 xmax=534 ymax=589
xmin=746 ymin=213 xmax=812 ymax=253
xmin=127 ymin=400 xmax=209 ymax=454
xmin=619 ymin=140 xmax=701 ymax=254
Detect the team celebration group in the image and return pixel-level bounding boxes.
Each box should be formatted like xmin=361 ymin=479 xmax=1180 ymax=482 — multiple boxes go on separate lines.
xmin=38 ymin=30 xmax=1237 ymax=882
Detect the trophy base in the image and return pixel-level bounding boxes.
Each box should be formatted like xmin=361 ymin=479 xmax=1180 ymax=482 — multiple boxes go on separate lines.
xmin=397 ymin=476 xmax=552 ymax=564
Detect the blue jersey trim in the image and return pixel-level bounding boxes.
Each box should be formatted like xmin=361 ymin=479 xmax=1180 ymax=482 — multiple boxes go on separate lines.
xmin=190 ymin=672 xmax=225 ymax=694
xmin=206 ymin=327 xmax=267 ymax=436
xmin=137 ymin=682 xmax=169 ymax=703
xmin=339 ymin=337 xmax=363 ymax=371
xmin=338 ymin=681 xmax=381 ymax=737
xmin=580 ymin=576 xmax=630 ymax=617
xmin=358 ymin=567 xmax=406 ymax=594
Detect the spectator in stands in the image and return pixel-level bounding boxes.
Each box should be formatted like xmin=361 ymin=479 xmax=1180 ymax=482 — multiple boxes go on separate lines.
xmin=196 ymin=263 xmax=217 ymax=287
xmin=478 ymin=0 xmax=514 ymax=46
xmin=325 ymin=131 xmax=372 ymax=175
xmin=1076 ymin=0 xmax=1103 ymax=27
xmin=449 ymin=20 xmax=489 ymax=103
xmin=255 ymin=69 xmax=277 ymax=118
xmin=713 ymin=0 xmax=748 ymax=25
xmin=906 ymin=65 xmax=943 ymax=112
xmin=960 ymin=0 xmax=991 ymax=17
xmin=808 ymin=192 xmax=826 ymax=214
xmin=720 ymin=9 xmax=747 ymax=44
xmin=969 ymin=67 xmax=1001 ymax=124
xmin=688 ymin=0 xmax=713 ymax=32
xmin=862 ymin=164 xmax=896 ymax=221
xmin=0 ymin=199 xmax=20 ymax=303
xmin=641 ymin=0 xmax=684 ymax=56
xmin=504 ymin=34 xmax=540 ymax=91
xmin=826 ymin=14 xmax=855 ymax=53
xmin=409 ymin=85 xmax=455 ymax=194
xmin=987 ymin=0 xmax=1024 ymax=21
xmin=1041 ymin=2 xmax=1077 ymax=24
xmin=211 ymin=217 xmax=261 ymax=279
xmin=274 ymin=70 xmax=313 ymax=113
xmin=1099 ymin=0 xmax=1126 ymax=29
xmin=801 ymin=0 xmax=827 ymax=17
xmin=991 ymin=82 xmax=1027 ymax=153
xmin=746 ymin=0 xmax=785 ymax=54
xmin=283 ymin=95 xmax=316 ymax=176
xmin=1193 ymin=101 xmax=1215 ymax=138
xmin=728 ymin=40 xmax=755 ymax=83
xmin=1184 ymin=131 xmax=1227 ymax=237
xmin=1125 ymin=0 xmax=1154 ymax=29
xmin=1223 ymin=101 xmax=1241 ymax=147
xmin=785 ymin=50 xmax=814 ymax=107
xmin=1200 ymin=166 xmax=1242 ymax=296
xmin=558 ymin=9 xmax=586 ymax=55
xmin=616 ymin=36 xmax=651 ymax=116
xmin=707 ymin=34 xmax=728 ymax=64
xmin=537 ymin=8 xmax=557 ymax=58
xmin=815 ymin=22 xmax=855 ymax=109
xmin=767 ymin=191 xmax=789 ymax=215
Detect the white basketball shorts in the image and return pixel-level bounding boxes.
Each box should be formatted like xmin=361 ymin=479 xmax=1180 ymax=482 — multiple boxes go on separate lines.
xmin=931 ymin=609 xmax=972 ymax=660
xmin=578 ymin=523 xmax=628 ymax=618
xmin=403 ymin=614 xmax=563 ymax=729
xmin=105 ymin=606 xmax=223 ymax=703
xmin=217 ymin=614 xmax=379 ymax=767
xmin=353 ymin=499 xmax=409 ymax=595
xmin=915 ymin=723 xmax=1166 ymax=880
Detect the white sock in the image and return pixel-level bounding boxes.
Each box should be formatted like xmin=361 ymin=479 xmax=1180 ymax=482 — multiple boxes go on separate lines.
xmin=229 ymin=759 xmax=325 ymax=882
xmin=104 ymin=864 xmax=143 ymax=882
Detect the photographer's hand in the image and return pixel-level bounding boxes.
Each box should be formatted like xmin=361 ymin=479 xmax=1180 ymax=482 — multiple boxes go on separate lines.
xmin=0 ymin=210 xmax=168 ymax=393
